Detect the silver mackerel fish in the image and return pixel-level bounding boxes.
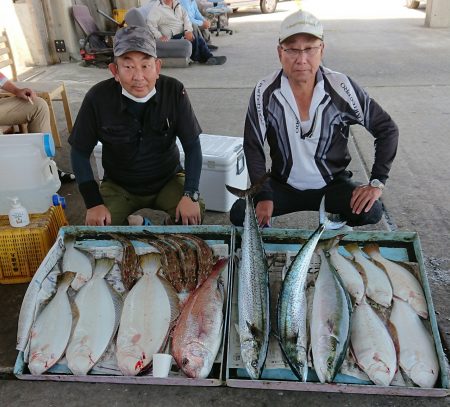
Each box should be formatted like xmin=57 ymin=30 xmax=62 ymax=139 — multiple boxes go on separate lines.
xmin=277 ymin=197 xmax=345 ymax=381
xmin=226 ymin=182 xmax=270 ymax=380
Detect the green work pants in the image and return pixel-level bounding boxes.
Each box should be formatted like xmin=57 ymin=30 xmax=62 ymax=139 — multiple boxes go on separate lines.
xmin=100 ymin=173 xmax=205 ymax=225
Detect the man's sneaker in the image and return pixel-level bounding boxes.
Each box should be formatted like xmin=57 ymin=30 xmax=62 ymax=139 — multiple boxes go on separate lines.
xmin=205 ymin=56 xmax=226 ymax=65
xmin=127 ymin=214 xmax=152 ymax=226
xmin=58 ymin=169 xmax=75 ymax=183
xmin=208 ymin=44 xmax=218 ymax=51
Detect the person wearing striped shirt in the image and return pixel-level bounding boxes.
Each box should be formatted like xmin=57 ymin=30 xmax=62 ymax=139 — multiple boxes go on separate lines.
xmin=230 ymin=10 xmax=398 ymax=228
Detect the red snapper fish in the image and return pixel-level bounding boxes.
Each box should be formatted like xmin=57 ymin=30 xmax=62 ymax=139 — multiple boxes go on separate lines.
xmin=172 ymin=258 xmax=228 ymax=379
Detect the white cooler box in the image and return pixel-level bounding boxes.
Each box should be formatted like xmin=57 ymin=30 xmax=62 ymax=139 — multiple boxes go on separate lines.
xmin=93 ymin=134 xmax=248 ymax=212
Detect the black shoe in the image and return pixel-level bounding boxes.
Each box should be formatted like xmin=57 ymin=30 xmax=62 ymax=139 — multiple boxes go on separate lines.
xmin=208 ymin=44 xmax=218 ymax=51
xmin=58 ymin=169 xmax=76 ymax=183
xmin=205 ymin=55 xmax=227 ymax=65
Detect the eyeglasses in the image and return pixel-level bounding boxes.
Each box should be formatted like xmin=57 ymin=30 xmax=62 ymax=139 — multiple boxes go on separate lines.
xmin=280 ymin=45 xmax=322 ymax=58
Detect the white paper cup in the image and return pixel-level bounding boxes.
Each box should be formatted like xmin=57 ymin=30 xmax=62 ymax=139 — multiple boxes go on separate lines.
xmin=152 ymin=353 xmax=172 ymax=378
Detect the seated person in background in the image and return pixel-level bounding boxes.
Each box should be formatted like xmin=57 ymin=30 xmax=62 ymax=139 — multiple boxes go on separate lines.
xmin=69 ymin=26 xmax=205 ymax=226
xmin=230 ymin=10 xmax=399 ymax=228
xmin=0 ymin=72 xmax=75 ymax=182
xmin=179 ymin=0 xmax=216 ymax=49
xmin=147 ymin=0 xmax=226 ymax=65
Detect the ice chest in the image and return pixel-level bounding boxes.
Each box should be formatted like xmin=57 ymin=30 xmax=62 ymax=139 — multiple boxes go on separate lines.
xmin=93 ymin=134 xmax=248 ymax=212
xmin=178 ymin=134 xmax=248 ymax=212
xmin=226 ymin=228 xmax=450 ymax=397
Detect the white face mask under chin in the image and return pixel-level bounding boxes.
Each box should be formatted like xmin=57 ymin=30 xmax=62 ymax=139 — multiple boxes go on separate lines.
xmin=121 ymin=87 xmax=156 ymax=103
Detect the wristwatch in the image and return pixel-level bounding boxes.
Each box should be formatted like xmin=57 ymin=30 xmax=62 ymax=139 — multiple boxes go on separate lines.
xmin=369 ymin=179 xmax=385 ymax=190
xmin=183 ymin=191 xmax=200 ymax=202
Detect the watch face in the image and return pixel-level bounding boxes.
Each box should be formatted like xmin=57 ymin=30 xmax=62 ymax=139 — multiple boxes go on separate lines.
xmin=370 ymin=179 xmax=384 ymax=189
xmin=184 ymin=191 xmax=200 ymax=202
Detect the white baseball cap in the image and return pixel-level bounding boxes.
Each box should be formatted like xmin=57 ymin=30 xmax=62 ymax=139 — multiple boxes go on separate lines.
xmin=279 ymin=10 xmax=324 ymax=43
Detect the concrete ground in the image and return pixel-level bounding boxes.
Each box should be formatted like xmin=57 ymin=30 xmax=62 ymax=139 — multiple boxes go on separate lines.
xmin=1 ymin=0 xmax=449 ymax=405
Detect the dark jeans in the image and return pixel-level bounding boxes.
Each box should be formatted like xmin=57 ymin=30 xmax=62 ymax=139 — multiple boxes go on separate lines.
xmin=172 ymin=33 xmax=212 ymax=63
xmin=229 ymin=172 xmax=383 ymax=227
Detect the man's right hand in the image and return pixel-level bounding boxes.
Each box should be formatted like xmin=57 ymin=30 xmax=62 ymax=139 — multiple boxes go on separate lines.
xmin=85 ymin=204 xmax=111 ymax=226
xmin=159 ymin=35 xmax=170 ymax=42
xmin=201 ymin=20 xmax=211 ymax=29
xmin=255 ymin=200 xmax=273 ymax=227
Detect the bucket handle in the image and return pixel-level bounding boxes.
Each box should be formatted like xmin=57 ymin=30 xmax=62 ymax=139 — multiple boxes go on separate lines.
xmin=43 ymin=159 xmax=59 ymax=183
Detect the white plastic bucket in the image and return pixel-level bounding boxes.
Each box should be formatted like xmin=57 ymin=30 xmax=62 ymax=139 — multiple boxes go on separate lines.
xmin=0 ymin=133 xmax=60 ymax=214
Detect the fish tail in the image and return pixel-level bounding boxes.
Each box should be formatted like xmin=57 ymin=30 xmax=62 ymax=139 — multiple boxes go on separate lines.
xmin=226 ymin=172 xmax=270 ymax=198
xmin=93 ymin=258 xmax=115 ymax=279
xmin=318 ymin=196 xmax=347 ymax=230
xmin=57 ymin=271 xmax=76 ymax=291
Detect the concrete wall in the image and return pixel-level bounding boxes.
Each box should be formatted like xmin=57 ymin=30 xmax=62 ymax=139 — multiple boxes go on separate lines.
xmin=0 ymin=0 xmax=140 ymax=75
xmin=425 ymin=0 xmax=450 ymax=28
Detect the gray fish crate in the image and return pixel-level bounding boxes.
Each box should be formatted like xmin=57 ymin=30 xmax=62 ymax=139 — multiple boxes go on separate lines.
xmin=14 ymin=225 xmax=235 ymax=386
xmin=226 ymin=228 xmax=449 ymax=397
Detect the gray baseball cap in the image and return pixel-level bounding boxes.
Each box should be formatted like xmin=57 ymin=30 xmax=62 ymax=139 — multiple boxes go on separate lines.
xmin=279 ymin=10 xmax=323 ymax=43
xmin=113 ymin=26 xmax=157 ymax=58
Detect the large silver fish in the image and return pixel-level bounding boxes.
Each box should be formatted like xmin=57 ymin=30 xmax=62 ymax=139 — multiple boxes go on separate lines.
xmin=390 ymin=298 xmax=439 ymax=388
xmin=172 ymin=258 xmax=228 ymax=379
xmin=311 ymin=250 xmax=352 ymax=383
xmin=226 ymin=181 xmax=270 ymax=380
xmin=116 ymin=253 xmax=179 ymax=376
xmin=350 ymin=297 xmax=397 ymax=386
xmin=28 ymin=272 xmax=75 ymax=375
xmin=364 ymin=244 xmax=428 ymax=318
xmin=277 ymin=198 xmax=345 ymax=381
xmin=66 ymin=258 xmax=122 ymax=375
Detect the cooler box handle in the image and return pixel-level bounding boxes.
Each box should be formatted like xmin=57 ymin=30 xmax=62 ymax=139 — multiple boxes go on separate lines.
xmin=236 ymin=152 xmax=245 ymax=175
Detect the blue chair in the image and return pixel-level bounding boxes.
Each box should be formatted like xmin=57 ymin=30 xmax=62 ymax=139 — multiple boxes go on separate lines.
xmin=205 ymin=2 xmax=233 ymax=36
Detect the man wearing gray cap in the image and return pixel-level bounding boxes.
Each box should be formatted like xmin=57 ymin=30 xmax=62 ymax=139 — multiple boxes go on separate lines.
xmin=69 ymin=26 xmax=205 ymax=226
xmin=230 ymin=10 xmax=399 ymax=228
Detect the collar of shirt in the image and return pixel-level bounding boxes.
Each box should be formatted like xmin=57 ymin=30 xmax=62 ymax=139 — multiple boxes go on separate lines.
xmin=279 ymin=70 xmax=326 ymax=124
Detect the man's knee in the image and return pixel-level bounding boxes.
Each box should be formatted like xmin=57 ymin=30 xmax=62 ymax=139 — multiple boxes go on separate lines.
xmin=33 ymin=97 xmax=49 ymax=115
xmin=347 ymin=200 xmax=383 ymax=227
xmin=229 ymin=198 xmax=245 ymax=226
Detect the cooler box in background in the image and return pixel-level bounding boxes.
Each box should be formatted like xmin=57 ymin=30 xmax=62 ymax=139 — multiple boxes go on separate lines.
xmin=94 ymin=134 xmax=249 ymax=212
xmin=178 ymin=134 xmax=248 ymax=212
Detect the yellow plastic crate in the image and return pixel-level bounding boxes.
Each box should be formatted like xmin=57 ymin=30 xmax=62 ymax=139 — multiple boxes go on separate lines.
xmin=0 ymin=206 xmax=68 ymax=284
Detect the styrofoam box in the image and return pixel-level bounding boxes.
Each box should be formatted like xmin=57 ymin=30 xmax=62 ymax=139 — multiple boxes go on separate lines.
xmin=93 ymin=134 xmax=248 ymax=212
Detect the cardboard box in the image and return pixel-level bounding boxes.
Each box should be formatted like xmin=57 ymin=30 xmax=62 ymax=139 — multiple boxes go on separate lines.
xmin=93 ymin=134 xmax=249 ymax=212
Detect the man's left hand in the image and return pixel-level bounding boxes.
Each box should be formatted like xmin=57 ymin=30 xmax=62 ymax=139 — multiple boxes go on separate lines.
xmin=350 ymin=184 xmax=383 ymax=214
xmin=201 ymin=20 xmax=211 ymax=29
xmin=184 ymin=31 xmax=194 ymax=41
xmin=175 ymin=196 xmax=201 ymax=225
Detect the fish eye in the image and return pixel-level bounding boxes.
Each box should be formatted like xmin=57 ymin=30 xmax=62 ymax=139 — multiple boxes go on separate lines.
xmin=251 ymin=360 xmax=258 ymax=369
xmin=182 ymin=357 xmax=189 ymax=366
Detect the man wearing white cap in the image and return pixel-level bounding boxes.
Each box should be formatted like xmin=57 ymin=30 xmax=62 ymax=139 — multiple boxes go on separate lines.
xmin=230 ymin=10 xmax=399 ymax=228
